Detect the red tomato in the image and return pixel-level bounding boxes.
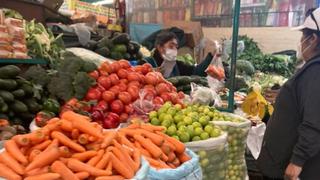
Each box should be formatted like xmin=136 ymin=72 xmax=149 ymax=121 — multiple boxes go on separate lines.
xmin=109 ymin=85 xmax=120 ymax=95
xmin=143 ymin=89 xmax=155 ymax=101
xmin=111 ymin=62 xmax=121 ymax=73
xmin=141 ymin=64 xmax=151 ymax=74
xmin=178 ymin=91 xmax=185 ymax=99
xmin=160 ymin=93 xmax=171 ymax=102
xmin=100 ymin=62 xmax=113 ymax=74
xmin=127 ymin=72 xmax=140 ymax=82
xmin=96 ymin=84 xmax=106 ymax=93
xmin=125 ymin=104 xmax=134 ymax=114
xmin=153 ymin=96 xmax=164 ymax=105
xmin=169 ymin=92 xmax=179 ymax=104
xmin=143 ymin=87 xmax=156 ymax=96
xmin=138 ymin=74 xmax=145 ymax=84
xmin=119 ymin=79 xmax=128 ymax=84
xmin=88 ymin=70 xmax=99 ymax=79
xmin=127 ymin=86 xmax=139 ymax=100
xmin=111 ymin=100 xmax=124 ymax=114
xmin=118 ymin=83 xmax=127 ymax=92
xmin=102 ymin=91 xmax=115 ymax=102
xmin=118 ymin=92 xmax=132 ymax=105
xmin=145 ymin=73 xmax=158 ymax=85
xmin=156 ymin=83 xmax=170 ymax=95
xmin=85 ymin=87 xmax=102 ymax=101
xmin=119 ymin=113 xmax=129 ymax=123
xmin=144 ymin=84 xmax=155 ymax=89
xmin=98 ymin=69 xmax=109 ymax=77
xmin=119 ymin=60 xmax=131 ymax=69
xmin=128 ymin=81 xmax=141 ymax=88
xmin=95 ymin=100 xmax=108 ymax=111
xmin=97 ymin=76 xmax=111 ymax=89
xmin=109 ymin=73 xmax=120 ymax=85
xmin=117 ymin=69 xmax=128 ymax=79
xmin=133 ymin=65 xmax=144 ymax=74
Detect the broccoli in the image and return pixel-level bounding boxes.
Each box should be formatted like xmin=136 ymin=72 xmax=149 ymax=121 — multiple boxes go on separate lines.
xmin=82 ymin=61 xmax=97 ymax=73
xmin=23 ymin=65 xmax=50 ymax=86
xmin=57 ymin=57 xmax=84 ymax=75
xmin=73 ymin=72 xmax=96 ymax=99
xmin=47 ymin=74 xmax=74 ymax=101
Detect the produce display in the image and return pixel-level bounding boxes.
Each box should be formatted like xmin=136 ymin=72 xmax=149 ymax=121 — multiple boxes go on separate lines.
xmin=167 ymin=76 xmax=208 ymax=94
xmin=176 ymin=54 xmax=195 ymax=66
xmin=0 ymin=119 xmax=26 ymax=141
xmin=83 ymin=60 xmax=184 ymax=129
xmin=94 ymin=33 xmax=143 ymax=61
xmin=212 ymin=113 xmax=251 ymax=180
xmin=0 ymin=111 xmax=193 ymax=180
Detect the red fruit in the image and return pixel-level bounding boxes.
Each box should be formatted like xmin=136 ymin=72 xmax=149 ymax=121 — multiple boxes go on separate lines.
xmin=91 ymin=110 xmax=104 ymax=121
xmin=178 ymin=91 xmax=185 ymax=99
xmin=118 ymin=92 xmax=132 ymax=105
xmin=93 ymin=100 xmax=108 ymax=112
xmin=153 ymin=96 xmax=164 ymax=105
xmin=119 ymin=113 xmax=129 ymax=123
xmin=128 ymin=81 xmax=140 ymax=88
xmin=119 ymin=60 xmax=131 ymax=69
xmin=107 ymin=112 xmax=120 ymax=122
xmin=109 ymin=73 xmax=119 ymax=85
xmin=127 ymin=72 xmax=140 ymax=82
xmin=161 ymin=93 xmax=171 ymax=102
xmin=156 ymin=83 xmax=170 ymax=95
xmin=98 ymin=76 xmax=111 ymax=89
xmin=119 ymin=79 xmax=128 ymax=84
xmin=103 ymin=118 xmax=119 ymax=129
xmin=88 ymin=70 xmax=99 ymax=79
xmin=111 ymin=62 xmax=121 ymax=72
xmin=125 ymin=104 xmax=134 ymax=114
xmin=85 ymin=87 xmax=102 ymax=101
xmin=118 ymin=83 xmax=127 ymax=92
xmin=127 ymin=86 xmax=139 ymax=100
xmin=117 ymin=69 xmax=128 ymax=79
xmin=110 ymin=100 xmax=124 ymax=114
xmin=96 ymin=84 xmax=106 ymax=93
xmin=100 ymin=62 xmax=113 ymax=73
xmin=98 ymin=69 xmax=109 ymax=77
xmin=169 ymin=92 xmax=179 ymax=104
xmin=141 ymin=64 xmax=151 ymax=74
xmin=109 ymin=85 xmax=120 ymax=95
xmin=102 ymin=91 xmax=116 ymax=102
xmin=143 ymin=89 xmax=155 ymax=101
xmin=145 ymin=73 xmax=158 ymax=85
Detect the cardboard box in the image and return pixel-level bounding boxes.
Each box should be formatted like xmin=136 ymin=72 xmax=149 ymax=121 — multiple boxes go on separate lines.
xmin=164 ymin=20 xmax=204 ymax=48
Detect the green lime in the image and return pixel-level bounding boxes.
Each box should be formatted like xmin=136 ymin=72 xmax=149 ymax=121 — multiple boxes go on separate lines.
xmin=177 ymin=121 xmax=186 ymax=128
xmin=149 ymin=111 xmax=158 ymax=119
xmin=199 ymin=116 xmax=209 ymax=126
xmin=174 ymin=104 xmax=182 ymax=110
xmin=174 ymin=114 xmax=184 ymax=124
xmin=201 ymin=158 xmax=209 ymax=167
xmin=210 ymin=128 xmax=221 ymax=138
xmin=192 ymin=122 xmax=202 ymax=128
xmin=183 ymin=116 xmax=193 ymax=125
xmin=178 ymin=132 xmax=190 ymax=142
xmin=157 ymin=107 xmax=167 ymax=115
xmin=167 ymin=125 xmax=177 ymax=136
xmin=204 ymin=125 xmax=214 ymax=134
xmin=172 ymin=135 xmax=180 ymax=141
xmin=161 ymin=119 xmax=172 ymax=128
xmin=200 ymin=132 xmax=210 ymax=140
xmin=178 ymin=126 xmax=187 ymax=132
xmin=159 ymin=113 xmax=166 ymax=122
xmin=194 ymin=127 xmax=203 ymax=136
xmin=167 ymin=107 xmax=177 ymax=115
xmin=150 ymin=118 xmax=161 ymax=126
xmin=192 ymin=136 xmax=201 ymax=141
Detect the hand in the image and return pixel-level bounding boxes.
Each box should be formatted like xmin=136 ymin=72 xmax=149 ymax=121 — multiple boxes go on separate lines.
xmin=284 ymin=163 xmax=302 ymax=180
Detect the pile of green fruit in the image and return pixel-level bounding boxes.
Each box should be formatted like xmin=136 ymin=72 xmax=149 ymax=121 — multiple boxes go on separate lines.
xmin=149 ymin=103 xmax=223 ymax=142
xmin=213 ymin=114 xmax=250 ymax=180
xmin=94 ymin=33 xmax=143 ymax=61
xmin=176 ymin=53 xmax=195 ymax=66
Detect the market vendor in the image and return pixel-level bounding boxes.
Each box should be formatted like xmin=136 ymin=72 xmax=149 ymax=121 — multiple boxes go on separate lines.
xmin=258 ymin=7 xmax=320 ymax=180
xmin=140 ymin=31 xmax=214 ymax=78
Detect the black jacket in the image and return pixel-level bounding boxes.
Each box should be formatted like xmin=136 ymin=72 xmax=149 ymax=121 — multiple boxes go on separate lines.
xmin=258 ymin=56 xmax=320 ymax=180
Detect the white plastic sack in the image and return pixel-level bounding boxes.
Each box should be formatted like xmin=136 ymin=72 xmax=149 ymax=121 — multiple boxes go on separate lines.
xmin=246 ymin=123 xmax=266 ymax=159
xmin=66 ymin=47 xmax=114 ymax=66
xmin=185 ymin=133 xmax=228 ymax=180
xmin=190 ymin=83 xmax=221 ymax=106
xmin=212 ymin=113 xmax=251 ymax=180
xmin=147 ymin=149 xmax=202 ymax=180
xmin=29 ymin=119 xmax=40 ymax=132
xmin=134 ymin=157 xmax=150 ymax=180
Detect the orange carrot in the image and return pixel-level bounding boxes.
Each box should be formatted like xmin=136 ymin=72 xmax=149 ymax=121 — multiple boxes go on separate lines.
xmin=141 ymin=124 xmax=165 ymax=132
xmin=105 ymin=161 xmax=112 ymax=172
xmin=127 ymin=123 xmax=141 ymax=129
xmin=160 ymin=153 xmax=169 ymax=162
xmin=96 ymin=176 xmax=125 ymax=180
xmin=140 ymin=129 xmax=164 ymax=146
xmin=168 ymin=163 xmax=176 ymax=169
xmin=59 ymin=157 xmax=69 ymax=164
xmin=41 ymin=123 xmax=60 ymax=136
xmin=75 ymin=172 xmax=89 ymax=180
xmin=25 ymin=147 xmax=61 ymax=171
xmin=51 ymin=160 xmax=79 ymax=180
xmin=78 ymin=134 xmax=89 ymax=145
xmin=178 ymin=152 xmax=191 ymax=163
xmin=0 ymin=163 xmax=22 ymax=180
xmin=161 ymin=144 xmax=171 ymax=155
xmin=20 ymin=147 xmax=29 ymax=155
xmin=119 ymin=129 xmax=139 ymax=137
xmin=95 ymin=152 xmax=111 ymax=169
xmin=25 ymin=166 xmax=49 ymax=176
xmin=167 ymin=152 xmax=176 ymax=162
xmin=72 ymin=151 xmax=97 ymax=162
xmin=28 ymin=149 xmax=41 ymax=162
xmin=87 ymin=149 xmax=104 ymax=166
xmin=31 ymin=140 xmax=52 ymax=152
xmin=158 ymin=132 xmax=185 ymax=154
xmin=110 ymin=153 xmax=134 ymax=179
xmin=0 ymin=151 xmax=24 ymax=175
xmin=59 ymin=146 xmax=71 ymax=158
xmin=134 ymin=141 xmax=151 ymax=157
xmin=71 ymin=129 xmax=80 ymax=140
xmin=172 ymin=158 xmax=180 ymax=167
xmin=47 ymin=117 xmax=60 ymax=124
xmin=62 ymin=111 xmax=103 ymax=138
xmin=13 ymin=134 xmax=30 ymax=146
xmin=44 ymin=139 xmax=59 ymax=152
xmin=134 ymin=135 xmax=162 ymax=158
xmin=29 ymin=130 xmax=46 ymax=145
xmin=88 ymin=136 xmax=97 ymax=142
xmin=51 ymin=131 xmax=85 ymax=152
xmin=144 ymin=156 xmax=161 ymax=167
xmin=4 ymin=140 xmax=28 ymax=165
xmin=132 ymin=149 xmax=141 ymax=171
xmin=158 ymin=160 xmax=171 ymax=169
xmin=162 ymin=141 xmax=176 ymax=152
xmin=67 ymin=158 xmax=112 ymax=176
xmin=59 ymin=119 xmax=73 ymax=132
xmin=24 ymin=173 xmax=60 ymax=180
xmin=100 ymin=131 xmax=117 ymax=148
xmin=113 ymin=140 xmax=137 ymax=171
xmin=118 ymin=134 xmax=134 ymax=149
xmin=85 ymin=142 xmax=100 ymax=151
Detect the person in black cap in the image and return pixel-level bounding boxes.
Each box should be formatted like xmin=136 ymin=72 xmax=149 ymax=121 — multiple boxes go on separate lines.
xmin=258 ymin=7 xmax=320 ymax=180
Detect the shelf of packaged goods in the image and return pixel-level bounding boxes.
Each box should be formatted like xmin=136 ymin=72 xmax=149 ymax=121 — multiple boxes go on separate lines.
xmin=0 ymin=58 xmax=48 ymax=65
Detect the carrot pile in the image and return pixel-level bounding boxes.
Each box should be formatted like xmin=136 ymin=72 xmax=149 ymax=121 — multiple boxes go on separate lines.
xmin=0 ymin=111 xmax=191 ymax=180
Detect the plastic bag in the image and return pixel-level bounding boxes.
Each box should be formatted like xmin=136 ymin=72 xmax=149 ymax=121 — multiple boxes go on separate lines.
xmin=185 ymin=133 xmax=228 ymax=180
xmin=190 ymin=83 xmax=221 ymax=106
xmin=133 ymin=157 xmax=150 ymax=180
xmin=206 ymin=54 xmax=225 ymax=81
xmin=147 ymin=149 xmax=202 ymax=180
xmin=212 ymin=113 xmax=251 ymax=180
xmin=132 ymin=89 xmax=157 ymax=122
xmin=66 ymin=47 xmax=114 ymax=66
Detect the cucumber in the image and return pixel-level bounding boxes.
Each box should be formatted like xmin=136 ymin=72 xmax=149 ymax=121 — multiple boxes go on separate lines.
xmin=24 ymin=98 xmax=41 ymax=113
xmin=0 ymin=97 xmax=4 ymax=105
xmin=0 ymin=79 xmax=17 ymax=90
xmin=10 ymin=100 xmax=28 ymax=113
xmin=12 ymin=89 xmax=25 ymax=98
xmin=0 ymin=65 xmax=21 ymax=78
xmin=20 ymin=84 xmax=33 ymax=95
xmin=0 ymin=90 xmax=14 ymax=102
xmin=0 ymin=103 xmax=8 ymax=113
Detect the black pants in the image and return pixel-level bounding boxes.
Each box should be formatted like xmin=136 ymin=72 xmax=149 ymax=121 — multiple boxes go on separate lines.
xmin=263 ymin=176 xmax=284 ymax=180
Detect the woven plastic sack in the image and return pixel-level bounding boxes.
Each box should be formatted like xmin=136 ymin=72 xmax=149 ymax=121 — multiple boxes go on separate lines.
xmin=185 ymin=133 xmax=228 ymax=180
xmin=147 ymin=149 xmax=202 ymax=180
xmin=133 ymin=157 xmax=150 ymax=180
xmin=212 ymin=113 xmax=251 ymax=180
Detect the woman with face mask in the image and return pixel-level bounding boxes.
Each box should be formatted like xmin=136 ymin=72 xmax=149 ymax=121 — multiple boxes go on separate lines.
xmin=141 ymin=31 xmax=214 ymax=78
xmin=258 ymin=7 xmax=320 ymax=180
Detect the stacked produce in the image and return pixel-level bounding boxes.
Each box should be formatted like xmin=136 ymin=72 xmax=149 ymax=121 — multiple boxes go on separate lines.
xmin=176 ymin=54 xmax=195 ymax=65
xmin=149 ymin=103 xmax=228 ymax=179
xmin=0 ymin=119 xmax=26 ymax=141
xmin=0 ymin=111 xmax=192 ymax=180
xmin=167 ymin=76 xmax=208 ymax=94
xmin=84 ymin=60 xmax=184 ymax=129
xmin=94 ymin=33 xmax=143 ymax=61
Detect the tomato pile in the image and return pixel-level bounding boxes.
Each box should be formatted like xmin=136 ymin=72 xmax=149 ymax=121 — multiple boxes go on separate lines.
xmin=85 ymin=60 xmax=184 ymax=129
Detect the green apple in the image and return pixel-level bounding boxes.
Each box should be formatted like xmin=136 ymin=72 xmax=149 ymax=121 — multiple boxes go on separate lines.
xmin=183 ymin=116 xmax=193 ymax=125
xmin=192 ymin=122 xmax=202 ymax=128
xmin=178 ymin=126 xmax=187 ymax=132
xmin=163 ymin=114 xmax=173 ymax=122
xmin=172 ymin=135 xmax=180 ymax=141
xmin=203 ymin=107 xmax=210 ymax=114
xmin=194 ymin=127 xmax=203 ymax=136
xmin=210 ymin=128 xmax=221 ymax=138
xmin=150 ymin=118 xmax=161 ymax=126
xmin=157 ymin=107 xmax=167 ymax=115
xmin=200 ymin=132 xmax=209 ymax=140
xmin=177 ymin=121 xmax=186 ymax=128
xmin=174 ymin=114 xmax=184 ymax=124
xmin=159 ymin=113 xmax=166 ymax=122
xmin=178 ymin=131 xmax=190 ymax=142
xmin=161 ymin=119 xmax=172 ymax=128
xmin=167 ymin=125 xmax=177 ymax=136
xmin=186 ymin=125 xmax=194 ymax=138
xmin=167 ymin=107 xmax=177 ymax=116
xmin=199 ymin=116 xmax=209 ymax=126
xmin=208 ymin=111 xmax=215 ymax=118
xmin=149 ymin=111 xmax=158 ymax=119
xmin=192 ymin=136 xmax=201 ymax=141
xmin=204 ymin=125 xmax=214 ymax=134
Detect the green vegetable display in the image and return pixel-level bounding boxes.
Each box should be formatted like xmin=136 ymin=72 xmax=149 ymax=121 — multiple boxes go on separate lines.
xmin=43 ymin=98 xmax=60 ymax=114
xmin=167 ymin=76 xmax=208 ymax=94
xmin=177 ymin=54 xmax=196 ymax=65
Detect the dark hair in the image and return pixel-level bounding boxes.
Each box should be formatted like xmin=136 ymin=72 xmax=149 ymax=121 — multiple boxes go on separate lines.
xmin=155 ymin=31 xmax=178 ymax=47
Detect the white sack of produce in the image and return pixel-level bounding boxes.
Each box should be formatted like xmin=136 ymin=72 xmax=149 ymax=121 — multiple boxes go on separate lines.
xmin=212 ymin=113 xmax=251 ymax=180
xmin=66 ymin=47 xmax=114 ymax=66
xmin=185 ymin=133 xmax=228 ymax=180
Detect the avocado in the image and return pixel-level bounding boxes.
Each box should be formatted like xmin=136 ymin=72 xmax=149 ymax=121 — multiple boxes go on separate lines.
xmin=112 ymin=44 xmax=127 ymax=54
xmin=110 ymin=51 xmax=123 ymax=60
xmin=0 ymin=65 xmax=21 ymax=79
xmin=112 ymin=33 xmax=130 ymax=45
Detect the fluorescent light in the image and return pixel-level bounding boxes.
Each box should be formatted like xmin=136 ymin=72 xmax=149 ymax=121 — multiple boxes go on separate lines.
xmin=92 ymin=0 xmax=114 ymax=5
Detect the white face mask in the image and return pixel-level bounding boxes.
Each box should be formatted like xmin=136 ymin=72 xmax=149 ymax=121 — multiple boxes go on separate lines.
xmin=162 ymin=48 xmax=177 ymax=62
xmin=297 ymin=36 xmax=312 ymax=61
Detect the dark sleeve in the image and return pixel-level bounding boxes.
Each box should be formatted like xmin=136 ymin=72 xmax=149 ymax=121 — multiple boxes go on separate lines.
xmin=193 ymin=53 xmax=214 ymax=76
xmin=291 ymin=65 xmax=320 ymax=167
xmin=176 ymin=61 xmax=195 ymax=76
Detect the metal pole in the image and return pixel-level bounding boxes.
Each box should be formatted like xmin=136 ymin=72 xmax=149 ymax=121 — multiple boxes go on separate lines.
xmin=227 ymin=0 xmax=241 ymax=112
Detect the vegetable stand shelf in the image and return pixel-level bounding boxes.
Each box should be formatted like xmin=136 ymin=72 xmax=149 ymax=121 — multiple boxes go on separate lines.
xmin=0 ymin=59 xmax=48 ymax=65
